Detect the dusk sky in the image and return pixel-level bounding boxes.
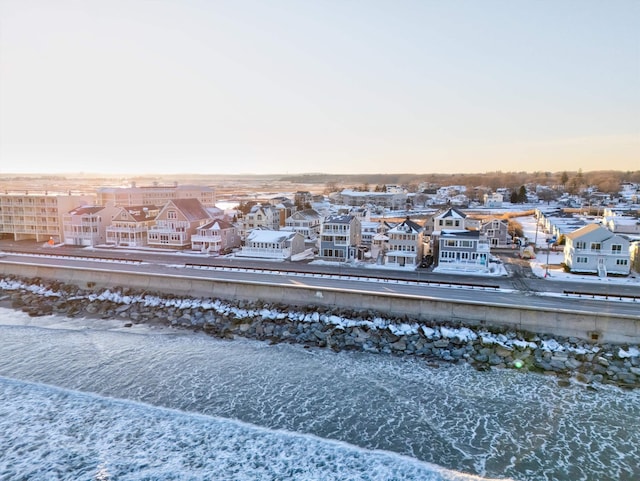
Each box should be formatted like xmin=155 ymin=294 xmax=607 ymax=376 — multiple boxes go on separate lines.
xmin=0 ymin=0 xmax=638 ymax=176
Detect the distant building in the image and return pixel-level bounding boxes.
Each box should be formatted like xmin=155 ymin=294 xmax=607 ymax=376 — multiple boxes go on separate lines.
xmin=483 ymin=192 xmax=503 ymax=208
xmin=97 ymin=183 xmax=216 ymax=208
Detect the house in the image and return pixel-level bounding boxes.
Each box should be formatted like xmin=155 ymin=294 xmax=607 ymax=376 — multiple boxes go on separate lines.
xmin=147 ymin=198 xmax=211 ymax=249
xmin=244 ymin=203 xmax=280 ymax=232
xmin=434 ymin=230 xmax=490 ymax=272
xmin=105 ymin=205 xmax=161 ymax=247
xmin=284 ymin=209 xmax=322 ymax=241
xmin=432 ymin=207 xmax=469 ymax=230
xmin=191 ymin=219 xmax=241 ymax=254
xmin=360 ymin=220 xmax=392 ymax=246
xmin=62 ymin=204 xmax=121 ymax=246
xmin=294 ymin=191 xmax=314 ymax=209
xmin=479 ymin=218 xmax=510 ymax=248
xmin=237 ymin=229 xmax=305 ymax=260
xmin=563 ymin=224 xmax=631 ymax=276
xmin=384 ymin=217 xmax=424 ymax=268
xmin=483 ymin=192 xmax=504 ymax=208
xmin=319 ymin=214 xmax=362 ymax=262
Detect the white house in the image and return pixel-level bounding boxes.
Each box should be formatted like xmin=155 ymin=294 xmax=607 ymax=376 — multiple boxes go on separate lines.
xmin=237 ymin=229 xmax=305 ymax=260
xmin=384 ymin=217 xmax=424 ymax=268
xmin=563 ymin=224 xmax=631 ymax=276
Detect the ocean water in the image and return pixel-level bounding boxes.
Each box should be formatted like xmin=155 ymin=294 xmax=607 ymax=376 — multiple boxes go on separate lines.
xmin=0 ymin=308 xmax=638 ymax=481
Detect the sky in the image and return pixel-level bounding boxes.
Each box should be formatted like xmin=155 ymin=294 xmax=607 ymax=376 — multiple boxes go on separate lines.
xmin=0 ymin=0 xmax=638 ymax=176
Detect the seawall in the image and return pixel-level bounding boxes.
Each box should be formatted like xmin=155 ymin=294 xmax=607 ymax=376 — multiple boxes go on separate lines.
xmin=0 ymin=260 xmax=639 ymax=344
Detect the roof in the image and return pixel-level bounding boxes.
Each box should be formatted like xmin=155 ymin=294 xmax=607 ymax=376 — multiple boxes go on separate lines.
xmin=436 ymin=208 xmax=467 ymax=219
xmin=324 ymin=214 xmax=355 ymax=224
xmin=565 ymin=223 xmax=612 ymax=241
xmin=168 ymin=198 xmax=211 ymax=221
xmin=68 ymin=205 xmax=105 ymax=215
xmin=389 ymin=217 xmax=423 ymax=234
xmin=246 ymin=229 xmax=298 ymax=244
xmin=199 ymin=219 xmax=233 ymax=231
xmin=440 ymin=229 xmax=480 ymax=238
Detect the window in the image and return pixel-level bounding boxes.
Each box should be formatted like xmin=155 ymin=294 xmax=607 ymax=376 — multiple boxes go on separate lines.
xmin=167 ymin=211 xmax=177 ymax=220
xmin=445 ymin=239 xmax=456 ymax=247
xmin=611 ymin=245 xmax=622 ymax=254
xmin=576 ymin=257 xmax=588 ymax=263
xmin=590 ymin=242 xmax=601 ymax=251
xmin=616 ymin=259 xmax=628 ymax=266
xmin=575 ymin=241 xmax=586 ymax=249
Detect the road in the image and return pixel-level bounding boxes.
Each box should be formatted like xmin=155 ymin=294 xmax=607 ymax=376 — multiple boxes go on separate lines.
xmin=1 ymin=244 xmax=638 ymax=319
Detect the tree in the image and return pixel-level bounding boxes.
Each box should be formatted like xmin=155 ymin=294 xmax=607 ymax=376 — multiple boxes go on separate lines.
xmin=560 ymin=171 xmax=569 ymax=187
xmin=518 ymin=185 xmax=528 ymax=203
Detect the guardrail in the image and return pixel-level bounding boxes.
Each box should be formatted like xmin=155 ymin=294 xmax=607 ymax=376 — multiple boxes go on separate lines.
xmin=563 ymin=290 xmax=639 ymax=302
xmin=184 ymin=263 xmax=502 ymax=291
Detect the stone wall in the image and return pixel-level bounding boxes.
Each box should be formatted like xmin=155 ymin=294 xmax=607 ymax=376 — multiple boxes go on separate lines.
xmin=2 ymin=275 xmax=639 ymax=389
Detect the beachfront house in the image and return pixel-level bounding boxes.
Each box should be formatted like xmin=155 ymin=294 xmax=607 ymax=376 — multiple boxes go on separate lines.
xmin=319 ymin=214 xmax=362 ymax=262
xmin=191 ymin=219 xmax=241 ymax=254
xmin=434 ymin=230 xmax=490 ymax=272
xmin=147 ymin=198 xmax=211 ymax=249
xmin=384 ymin=217 xmax=424 ymax=268
xmin=236 ymin=229 xmax=305 ymax=260
xmin=563 ymin=224 xmax=631 ymax=276
xmin=105 ymin=205 xmax=161 ymax=247
xmin=63 ymin=204 xmax=121 ymax=247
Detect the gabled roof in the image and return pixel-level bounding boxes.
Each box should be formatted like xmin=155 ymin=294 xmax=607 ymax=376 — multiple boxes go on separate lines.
xmin=436 ymin=208 xmax=467 ymax=219
xmin=289 ymin=209 xmax=321 ymax=220
xmin=199 ymin=219 xmax=234 ymax=231
xmin=389 ymin=217 xmax=423 ymax=234
xmin=565 ymin=223 xmax=612 ymax=241
xmin=167 ymin=198 xmax=211 ymax=221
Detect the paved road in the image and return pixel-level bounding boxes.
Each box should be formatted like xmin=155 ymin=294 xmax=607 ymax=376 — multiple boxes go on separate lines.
xmin=3 ymin=240 xmax=639 ymax=296
xmin=2 ymin=248 xmax=639 ymax=319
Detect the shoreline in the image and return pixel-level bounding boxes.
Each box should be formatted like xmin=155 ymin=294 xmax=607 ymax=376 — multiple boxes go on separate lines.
xmin=1 ymin=274 xmax=639 ymax=389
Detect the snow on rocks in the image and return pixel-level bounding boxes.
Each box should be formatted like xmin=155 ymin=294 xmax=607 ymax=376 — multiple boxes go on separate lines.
xmin=2 ymin=274 xmax=640 ymax=389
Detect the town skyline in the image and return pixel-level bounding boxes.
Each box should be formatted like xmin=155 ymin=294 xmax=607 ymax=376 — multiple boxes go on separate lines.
xmin=1 ymin=1 xmax=638 ymax=175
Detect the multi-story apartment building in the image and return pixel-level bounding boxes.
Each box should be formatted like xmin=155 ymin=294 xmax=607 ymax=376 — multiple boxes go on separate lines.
xmin=105 ymin=205 xmax=161 ymax=247
xmin=0 ymin=193 xmax=95 ymax=243
xmin=96 ymin=183 xmax=216 ymax=208
xmin=319 ymin=214 xmax=361 ymax=262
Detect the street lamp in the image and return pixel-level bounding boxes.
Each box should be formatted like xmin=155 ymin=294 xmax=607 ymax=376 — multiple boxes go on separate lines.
xmin=545 ymin=236 xmax=556 ymax=278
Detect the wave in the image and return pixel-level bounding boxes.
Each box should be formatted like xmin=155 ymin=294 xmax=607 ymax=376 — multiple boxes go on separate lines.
xmin=0 ymin=376 xmax=505 ymax=481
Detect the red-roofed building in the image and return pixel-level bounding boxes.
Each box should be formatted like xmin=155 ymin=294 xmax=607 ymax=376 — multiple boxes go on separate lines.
xmin=147 ymin=199 xmax=211 ymax=249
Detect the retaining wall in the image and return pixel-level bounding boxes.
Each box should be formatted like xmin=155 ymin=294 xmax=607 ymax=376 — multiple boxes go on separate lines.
xmin=1 ymin=260 xmax=638 ymax=344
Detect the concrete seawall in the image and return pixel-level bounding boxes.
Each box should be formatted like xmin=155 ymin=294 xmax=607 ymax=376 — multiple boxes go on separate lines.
xmin=1 ymin=260 xmax=638 ymax=344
